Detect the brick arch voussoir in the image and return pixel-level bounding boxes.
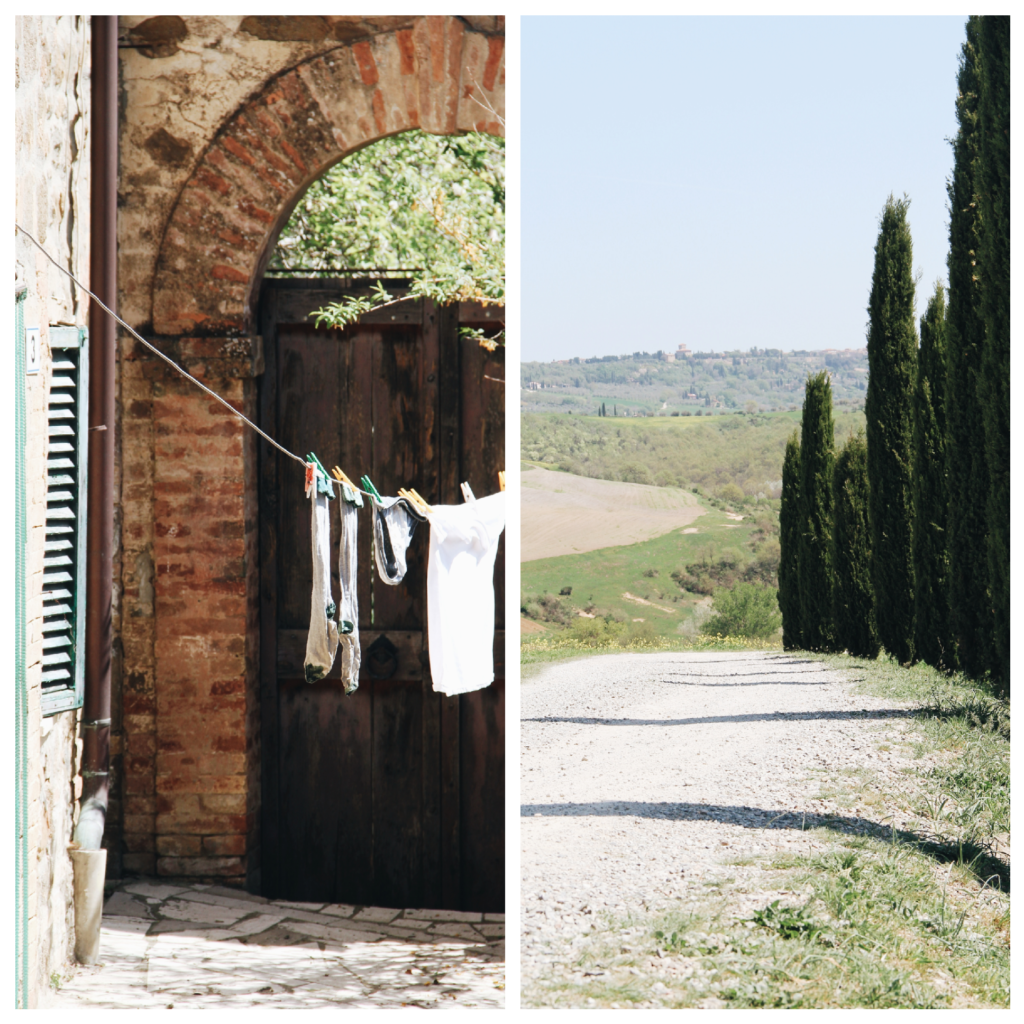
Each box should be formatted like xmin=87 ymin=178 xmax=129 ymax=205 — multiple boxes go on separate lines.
xmin=151 ymin=16 xmax=504 ymax=337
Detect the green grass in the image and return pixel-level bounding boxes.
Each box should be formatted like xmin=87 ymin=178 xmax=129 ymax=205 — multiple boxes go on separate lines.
xmin=522 ymin=407 xmax=867 ymax=499
xmin=521 ymin=497 xmax=769 ymax=640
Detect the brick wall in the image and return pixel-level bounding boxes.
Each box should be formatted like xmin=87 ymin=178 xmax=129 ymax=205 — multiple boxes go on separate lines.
xmin=14 ymin=14 xmax=91 ymax=1007
xmin=113 ymin=15 xmax=503 ymax=890
xmin=119 ymin=339 xmax=263 ymax=884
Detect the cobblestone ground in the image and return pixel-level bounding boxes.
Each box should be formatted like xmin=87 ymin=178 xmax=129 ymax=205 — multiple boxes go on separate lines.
xmin=49 ymin=879 xmax=504 ymax=1009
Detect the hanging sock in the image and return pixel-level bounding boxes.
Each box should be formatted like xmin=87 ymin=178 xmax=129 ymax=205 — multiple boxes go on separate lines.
xmin=303 ymin=462 xmax=338 ymax=683
xmin=337 ymin=482 xmax=362 ymax=694
xmin=369 ymin=494 xmax=427 ymax=585
xmin=426 ymin=492 xmax=505 ymax=696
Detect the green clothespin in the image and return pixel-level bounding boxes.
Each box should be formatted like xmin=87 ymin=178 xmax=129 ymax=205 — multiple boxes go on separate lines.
xmin=360 ymin=474 xmax=383 ymax=502
xmin=306 ymin=452 xmax=335 ymax=499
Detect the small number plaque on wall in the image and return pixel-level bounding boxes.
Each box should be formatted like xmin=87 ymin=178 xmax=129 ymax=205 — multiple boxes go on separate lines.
xmin=26 ymin=327 xmax=40 ymax=375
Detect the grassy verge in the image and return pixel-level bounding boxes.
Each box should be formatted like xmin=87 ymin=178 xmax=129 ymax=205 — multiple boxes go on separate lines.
xmin=521 ymin=633 xmax=782 ymax=679
xmin=523 ymin=654 xmax=1009 ymax=1008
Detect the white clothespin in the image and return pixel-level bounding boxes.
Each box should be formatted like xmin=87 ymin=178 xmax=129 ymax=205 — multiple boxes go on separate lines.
xmin=460 ymin=481 xmax=477 ymax=503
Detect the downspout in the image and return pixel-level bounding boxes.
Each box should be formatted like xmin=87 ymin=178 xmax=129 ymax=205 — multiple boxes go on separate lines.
xmin=75 ymin=14 xmax=117 ymax=853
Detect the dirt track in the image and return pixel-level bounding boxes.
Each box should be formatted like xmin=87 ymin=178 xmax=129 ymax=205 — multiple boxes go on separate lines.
xmin=521 ymin=467 xmax=703 ymax=562
xmin=521 ymin=650 xmax=925 ymax=1003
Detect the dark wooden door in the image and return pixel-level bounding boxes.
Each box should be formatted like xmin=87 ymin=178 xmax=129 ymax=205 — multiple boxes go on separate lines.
xmin=258 ymin=278 xmax=504 ymax=911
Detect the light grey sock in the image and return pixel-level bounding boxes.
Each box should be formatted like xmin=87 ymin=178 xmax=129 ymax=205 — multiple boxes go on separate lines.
xmin=337 ymin=494 xmax=361 ymax=694
xmin=303 ymin=479 xmax=338 ymax=683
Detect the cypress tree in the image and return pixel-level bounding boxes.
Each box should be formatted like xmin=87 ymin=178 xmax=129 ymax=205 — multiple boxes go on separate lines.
xmin=945 ymin=18 xmax=990 ymax=679
xmin=833 ymin=432 xmax=878 ymax=659
xmin=797 ymin=371 xmax=836 ymax=651
xmin=865 ymin=195 xmax=917 ymax=665
xmin=912 ymin=284 xmax=954 ymax=669
xmin=977 ymin=16 xmax=1010 ymax=691
xmin=778 ymin=431 xmax=802 ymax=650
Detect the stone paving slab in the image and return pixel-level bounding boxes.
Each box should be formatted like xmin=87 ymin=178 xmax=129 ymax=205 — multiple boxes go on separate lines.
xmin=48 ymin=878 xmax=504 ymax=1009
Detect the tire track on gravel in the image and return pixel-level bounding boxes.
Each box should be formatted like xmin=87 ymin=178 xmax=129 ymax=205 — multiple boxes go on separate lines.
xmin=520 ymin=650 xmax=925 ymax=989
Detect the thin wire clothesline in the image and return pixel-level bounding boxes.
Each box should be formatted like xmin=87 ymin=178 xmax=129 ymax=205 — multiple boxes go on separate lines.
xmin=17 ymin=223 xmax=506 ymax=499
xmin=16 ymin=221 xmax=311 ymax=471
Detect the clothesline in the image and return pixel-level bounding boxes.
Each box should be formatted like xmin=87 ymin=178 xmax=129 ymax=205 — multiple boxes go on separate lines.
xmin=17 ymin=222 xmax=504 ymax=506
xmin=16 ymin=222 xmax=310 ymax=469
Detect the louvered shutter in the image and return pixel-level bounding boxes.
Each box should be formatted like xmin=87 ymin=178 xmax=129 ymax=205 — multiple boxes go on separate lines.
xmin=41 ymin=326 xmax=89 ymax=715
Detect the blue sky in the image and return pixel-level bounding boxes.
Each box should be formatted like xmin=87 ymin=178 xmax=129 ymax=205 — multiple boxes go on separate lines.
xmin=522 ymin=15 xmax=968 ymax=361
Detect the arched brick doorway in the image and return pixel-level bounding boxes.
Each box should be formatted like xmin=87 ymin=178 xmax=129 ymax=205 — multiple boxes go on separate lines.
xmin=150 ymin=18 xmax=504 ymax=336
xmin=116 ymin=16 xmax=503 ymax=900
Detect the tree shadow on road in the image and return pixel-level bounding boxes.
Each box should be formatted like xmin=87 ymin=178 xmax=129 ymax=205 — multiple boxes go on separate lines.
xmin=520 ymin=799 xmax=1009 ymax=892
xmin=522 ymin=708 xmax=919 ymax=727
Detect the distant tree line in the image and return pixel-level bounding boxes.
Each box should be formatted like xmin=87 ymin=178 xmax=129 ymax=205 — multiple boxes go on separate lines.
xmin=778 ymin=16 xmax=1009 ymax=696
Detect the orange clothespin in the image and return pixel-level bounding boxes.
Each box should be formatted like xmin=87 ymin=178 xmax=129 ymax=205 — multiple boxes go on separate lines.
xmin=398 ymin=487 xmax=430 ymax=515
xmin=331 ymin=466 xmax=356 ymax=488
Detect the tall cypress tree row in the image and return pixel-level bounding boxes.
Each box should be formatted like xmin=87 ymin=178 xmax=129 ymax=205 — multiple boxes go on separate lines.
xmin=945 ymin=18 xmax=990 ymax=679
xmin=976 ymin=15 xmax=1010 ymax=691
xmin=778 ymin=432 xmax=802 ymax=650
xmin=833 ymin=432 xmax=878 ymax=659
xmin=797 ymin=372 xmax=835 ymax=651
xmin=912 ymin=284 xmax=954 ymax=669
xmin=865 ymin=195 xmax=917 ymax=665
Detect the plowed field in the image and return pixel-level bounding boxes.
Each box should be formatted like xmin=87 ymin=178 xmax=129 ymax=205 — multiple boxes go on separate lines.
xmin=521 ymin=466 xmax=703 ymax=562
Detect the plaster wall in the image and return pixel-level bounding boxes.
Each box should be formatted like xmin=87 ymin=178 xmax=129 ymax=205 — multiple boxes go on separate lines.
xmin=14 ymin=14 xmax=91 ymax=1006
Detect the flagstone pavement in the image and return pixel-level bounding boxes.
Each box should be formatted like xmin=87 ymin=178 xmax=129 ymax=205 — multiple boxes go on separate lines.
xmin=48 ymin=878 xmax=505 ymax=1009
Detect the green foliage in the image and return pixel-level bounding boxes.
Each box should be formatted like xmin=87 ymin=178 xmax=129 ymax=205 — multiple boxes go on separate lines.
xmin=522 ymin=408 xmax=863 ymax=502
xmin=832 ymin=432 xmax=878 ymax=658
xmin=522 ymin=349 xmax=870 ymax=420
xmin=703 ymin=582 xmax=781 ymax=639
xmin=272 ymin=129 xmax=505 ymax=341
xmin=778 ymin=432 xmax=802 ymax=650
xmin=912 ymin=284 xmax=954 ymax=669
xmin=798 ymin=372 xmax=836 ymax=651
xmin=749 ymin=901 xmax=822 ymax=941
xmin=865 ymin=195 xmax=917 ymax=664
xmin=945 ymin=18 xmax=991 ymax=680
xmin=976 ymin=17 xmax=1010 ymax=692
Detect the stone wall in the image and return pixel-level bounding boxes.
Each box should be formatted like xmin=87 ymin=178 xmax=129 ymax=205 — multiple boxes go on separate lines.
xmin=113 ymin=15 xmax=504 ymax=888
xmin=14 ymin=14 xmax=91 ymax=1007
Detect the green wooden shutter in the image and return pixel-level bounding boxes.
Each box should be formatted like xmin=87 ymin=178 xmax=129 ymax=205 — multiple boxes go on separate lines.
xmin=41 ymin=326 xmax=89 ymax=715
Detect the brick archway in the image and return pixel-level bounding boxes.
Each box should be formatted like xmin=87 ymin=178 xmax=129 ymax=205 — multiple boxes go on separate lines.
xmin=115 ymin=15 xmax=503 ymax=888
xmin=151 ymin=15 xmax=504 ymax=337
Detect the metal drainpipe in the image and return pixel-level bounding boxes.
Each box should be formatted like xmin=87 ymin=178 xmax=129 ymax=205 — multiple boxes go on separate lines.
xmin=75 ymin=14 xmax=117 ymax=853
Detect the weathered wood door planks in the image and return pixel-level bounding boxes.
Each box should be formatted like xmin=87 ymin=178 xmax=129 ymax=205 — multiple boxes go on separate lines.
xmin=258 ymin=279 xmax=504 ymax=910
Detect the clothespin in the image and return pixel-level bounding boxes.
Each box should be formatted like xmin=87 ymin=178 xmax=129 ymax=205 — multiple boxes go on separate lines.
xmin=331 ymin=466 xmax=363 ymax=507
xmin=498 ymin=470 xmax=506 ymax=492
xmin=398 ymin=487 xmax=433 ymax=516
xmin=460 ymin=481 xmax=477 ymax=503
xmin=360 ymin=474 xmax=383 ymax=502
xmin=410 ymin=489 xmax=433 ymax=514
xmin=306 ymin=452 xmax=335 ymax=499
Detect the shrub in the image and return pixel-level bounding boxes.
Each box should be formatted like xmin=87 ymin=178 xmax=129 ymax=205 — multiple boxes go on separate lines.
xmin=617 ymin=620 xmax=659 ymax=647
xmin=564 ymin=616 xmax=624 ymax=647
xmin=703 ymin=583 xmax=782 ymax=639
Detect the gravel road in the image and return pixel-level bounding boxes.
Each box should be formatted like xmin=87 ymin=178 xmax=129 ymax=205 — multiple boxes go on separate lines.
xmin=520 ymin=650 xmax=923 ymax=988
